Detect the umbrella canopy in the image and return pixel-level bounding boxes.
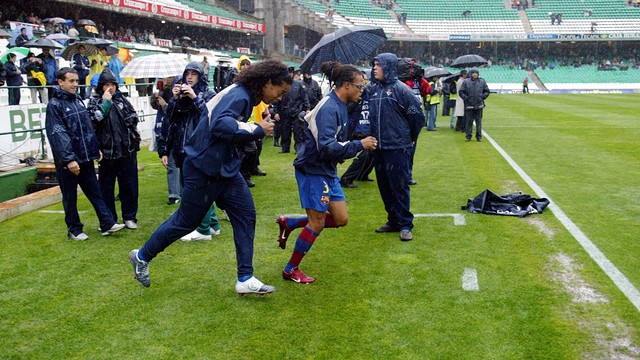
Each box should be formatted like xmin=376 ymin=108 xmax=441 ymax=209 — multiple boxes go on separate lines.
xmin=45 ymin=17 xmax=69 ymax=25
xmin=85 ymin=38 xmax=112 ymax=47
xmin=0 ymin=29 xmax=11 ymax=38
xmin=120 ymin=54 xmax=189 ymax=79
xmin=450 ymin=54 xmax=488 ymax=68
xmin=1 ymin=47 xmax=31 ymax=62
xmin=85 ymin=26 xmax=100 ymax=35
xmin=442 ymin=71 xmax=462 ymax=84
xmin=423 ymin=67 xmax=451 ymax=79
xmin=61 ymin=42 xmax=99 ymax=60
xmin=300 ymin=25 xmax=387 ymax=74
xmin=104 ymin=45 xmax=119 ymax=57
xmin=23 ymin=38 xmax=65 ymax=49
xmin=78 ymin=19 xmax=96 ymax=26
xmin=46 ymin=33 xmax=72 ymax=41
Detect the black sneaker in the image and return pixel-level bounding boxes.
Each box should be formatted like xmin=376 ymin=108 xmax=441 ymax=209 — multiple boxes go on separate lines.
xmin=375 ymin=223 xmax=400 ymax=233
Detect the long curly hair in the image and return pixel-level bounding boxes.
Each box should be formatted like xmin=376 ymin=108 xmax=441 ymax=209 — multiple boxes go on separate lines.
xmin=235 ymin=60 xmax=293 ymax=101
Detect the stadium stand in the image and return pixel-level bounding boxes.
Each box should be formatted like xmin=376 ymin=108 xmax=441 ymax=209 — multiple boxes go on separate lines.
xmin=175 ymin=0 xmax=252 ymax=21
xmin=527 ymin=0 xmax=640 ymax=34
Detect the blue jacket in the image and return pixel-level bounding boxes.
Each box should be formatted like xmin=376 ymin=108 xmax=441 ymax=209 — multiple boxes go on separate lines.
xmin=72 ymin=53 xmax=90 ymax=80
xmin=160 ymin=62 xmax=216 ymax=165
xmin=39 ymin=54 xmax=58 ymax=85
xmin=45 ymin=87 xmax=100 ymax=166
xmin=184 ymin=84 xmax=265 ymax=178
xmin=368 ymin=53 xmax=426 ymax=150
xmin=294 ymin=91 xmax=364 ymax=177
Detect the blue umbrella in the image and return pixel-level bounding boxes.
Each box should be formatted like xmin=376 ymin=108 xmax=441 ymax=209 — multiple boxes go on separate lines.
xmin=300 ymin=26 xmax=387 ymax=74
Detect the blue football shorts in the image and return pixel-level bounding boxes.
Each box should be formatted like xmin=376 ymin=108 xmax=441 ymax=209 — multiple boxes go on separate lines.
xmin=295 ymin=169 xmax=346 ymax=212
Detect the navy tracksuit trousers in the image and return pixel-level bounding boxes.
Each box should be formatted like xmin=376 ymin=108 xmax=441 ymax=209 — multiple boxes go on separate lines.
xmin=373 ymin=148 xmax=414 ymax=231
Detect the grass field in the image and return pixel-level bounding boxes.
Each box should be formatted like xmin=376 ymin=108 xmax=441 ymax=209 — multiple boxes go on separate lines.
xmin=1 ymin=94 xmax=639 ymax=359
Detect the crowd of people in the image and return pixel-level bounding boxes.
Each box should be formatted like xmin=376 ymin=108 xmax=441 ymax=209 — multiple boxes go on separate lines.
xmin=41 ymin=43 xmax=494 ymax=295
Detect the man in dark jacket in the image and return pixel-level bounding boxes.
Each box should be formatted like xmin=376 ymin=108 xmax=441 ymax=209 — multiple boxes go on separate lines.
xmin=368 ymin=52 xmax=426 ymax=241
xmin=160 ymin=62 xmax=221 ymax=241
xmin=39 ymin=48 xmax=58 ymax=101
xmin=23 ymin=52 xmax=47 ymax=104
xmin=5 ymin=53 xmax=22 ymax=105
xmin=45 ymin=67 xmax=124 ymax=240
xmin=152 ymin=76 xmax=181 ymax=204
xmin=72 ymin=45 xmax=91 ymax=99
xmin=88 ymin=69 xmax=141 ymax=229
xmin=275 ymin=71 xmax=310 ymax=154
xmin=15 ymin=28 xmax=29 ymax=47
xmin=302 ymin=71 xmax=323 ymax=110
xmin=459 ymin=67 xmax=490 ymax=142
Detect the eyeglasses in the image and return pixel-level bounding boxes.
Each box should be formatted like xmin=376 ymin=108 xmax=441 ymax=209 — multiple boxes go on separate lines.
xmin=350 ymin=83 xmax=365 ymax=91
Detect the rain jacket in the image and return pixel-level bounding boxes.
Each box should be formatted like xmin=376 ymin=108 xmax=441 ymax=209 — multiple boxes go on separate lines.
xmin=72 ymin=53 xmax=90 ymax=80
xmin=88 ymin=69 xmax=140 ymax=159
xmin=368 ymin=53 xmax=426 ymax=150
xmin=277 ymin=80 xmax=310 ymax=119
xmin=4 ymin=60 xmax=22 ymax=86
xmin=45 ymin=87 xmax=100 ymax=166
xmin=159 ymin=62 xmax=216 ymax=166
xmin=294 ymin=91 xmax=364 ymax=177
xmin=459 ymin=69 xmax=490 ymax=110
xmin=184 ymin=84 xmax=265 ymax=178
xmin=302 ymin=75 xmax=323 ymax=109
xmin=39 ymin=52 xmax=58 ymax=85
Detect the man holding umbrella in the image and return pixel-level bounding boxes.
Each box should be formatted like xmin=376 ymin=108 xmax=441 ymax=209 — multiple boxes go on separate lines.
xmin=459 ymin=67 xmax=489 ymax=142
xmin=72 ymin=45 xmax=90 ymax=99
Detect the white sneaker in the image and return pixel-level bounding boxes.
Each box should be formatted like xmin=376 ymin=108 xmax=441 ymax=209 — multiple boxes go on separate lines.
xmin=210 ymin=228 xmax=221 ymax=236
xmin=235 ymin=276 xmax=276 ymax=296
xmin=125 ymin=220 xmax=138 ymax=229
xmin=101 ymin=223 xmax=125 ymax=236
xmin=68 ymin=232 xmax=89 ymax=241
xmin=180 ymin=229 xmax=212 ymax=241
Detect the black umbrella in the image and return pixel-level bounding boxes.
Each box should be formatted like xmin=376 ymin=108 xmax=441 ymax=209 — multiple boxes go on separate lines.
xmin=300 ymin=26 xmax=387 ymax=74
xmin=23 ymin=38 xmax=65 ymax=49
xmin=78 ymin=19 xmax=96 ymax=26
xmin=442 ymin=71 xmax=462 ymax=84
xmin=104 ymin=45 xmax=119 ymax=56
xmin=85 ymin=38 xmax=112 ymax=48
xmin=450 ymin=54 xmax=488 ymax=68
xmin=423 ymin=67 xmax=451 ymax=79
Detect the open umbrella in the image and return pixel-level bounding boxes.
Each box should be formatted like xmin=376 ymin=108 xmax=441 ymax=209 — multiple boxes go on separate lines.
xmin=46 ymin=33 xmax=72 ymax=41
xmin=85 ymin=38 xmax=111 ymax=47
xmin=0 ymin=47 xmax=31 ymax=62
xmin=423 ymin=67 xmax=451 ymax=79
xmin=23 ymin=38 xmax=65 ymax=49
xmin=61 ymin=42 xmax=99 ymax=60
xmin=45 ymin=17 xmax=69 ymax=25
xmin=120 ymin=54 xmax=189 ymax=79
xmin=78 ymin=19 xmax=96 ymax=26
xmin=442 ymin=71 xmax=462 ymax=84
xmin=104 ymin=45 xmax=119 ymax=57
xmin=450 ymin=54 xmax=488 ymax=68
xmin=0 ymin=29 xmax=10 ymax=38
xmin=85 ymin=25 xmax=100 ymax=35
xmin=300 ymin=25 xmax=387 ymax=74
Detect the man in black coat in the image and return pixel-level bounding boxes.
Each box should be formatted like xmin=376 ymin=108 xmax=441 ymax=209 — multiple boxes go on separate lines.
xmin=459 ymin=67 xmax=490 ymax=142
xmin=275 ymin=70 xmax=310 ymax=153
xmin=5 ymin=53 xmax=22 ymax=105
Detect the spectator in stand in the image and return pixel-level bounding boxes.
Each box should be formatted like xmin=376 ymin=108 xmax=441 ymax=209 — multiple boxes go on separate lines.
xmin=72 ymin=45 xmax=91 ymax=99
xmin=5 ymin=53 xmax=23 ymax=105
xmin=107 ymin=53 xmax=124 ymax=84
xmin=23 ymin=52 xmax=48 ymax=104
xmin=39 ymin=48 xmax=58 ymax=101
xmin=201 ymin=56 xmax=210 ymax=82
xmin=67 ymin=24 xmax=79 ymax=40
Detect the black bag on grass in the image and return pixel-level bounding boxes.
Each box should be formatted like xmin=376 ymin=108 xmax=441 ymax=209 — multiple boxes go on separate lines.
xmin=462 ymin=189 xmax=550 ymax=217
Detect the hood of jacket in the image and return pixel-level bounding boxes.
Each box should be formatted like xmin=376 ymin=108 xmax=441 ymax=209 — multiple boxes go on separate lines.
xmin=96 ymin=68 xmax=119 ymax=95
xmin=371 ymin=53 xmax=398 ymax=85
xmin=237 ymin=55 xmax=251 ymax=71
xmin=182 ymin=61 xmax=209 ymax=95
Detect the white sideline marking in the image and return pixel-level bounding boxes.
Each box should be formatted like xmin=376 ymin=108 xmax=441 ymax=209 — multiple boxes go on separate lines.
xmin=39 ymin=210 xmax=87 ymax=214
xmin=484 ymin=130 xmax=640 ymax=313
xmin=414 ymin=213 xmax=466 ymax=225
xmin=462 ymin=268 xmax=479 ymax=291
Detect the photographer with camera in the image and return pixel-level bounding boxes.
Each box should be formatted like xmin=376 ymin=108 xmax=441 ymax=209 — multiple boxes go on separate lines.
xmin=152 ymin=76 xmax=180 ymax=205
xmin=160 ymin=62 xmax=221 ymax=241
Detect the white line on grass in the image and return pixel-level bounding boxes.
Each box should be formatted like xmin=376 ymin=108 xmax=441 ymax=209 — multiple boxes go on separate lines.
xmin=414 ymin=213 xmax=466 ymax=225
xmin=462 ymin=268 xmax=479 ymax=291
xmin=483 ymin=130 xmax=640 ymax=313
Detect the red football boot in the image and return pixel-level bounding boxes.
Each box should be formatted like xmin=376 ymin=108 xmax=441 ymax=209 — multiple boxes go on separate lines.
xmin=276 ymin=215 xmax=292 ymax=249
xmin=282 ymin=268 xmax=316 ymax=283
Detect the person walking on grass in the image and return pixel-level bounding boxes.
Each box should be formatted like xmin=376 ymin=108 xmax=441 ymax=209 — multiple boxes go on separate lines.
xmin=368 ymin=53 xmax=426 ymax=241
xmin=459 ymin=67 xmax=490 ymax=142
xmin=128 ymin=60 xmax=291 ymax=295
xmin=88 ymin=69 xmax=141 ymax=230
xmin=45 ymin=68 xmax=125 ymax=241
xmin=275 ymin=61 xmax=378 ymax=283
